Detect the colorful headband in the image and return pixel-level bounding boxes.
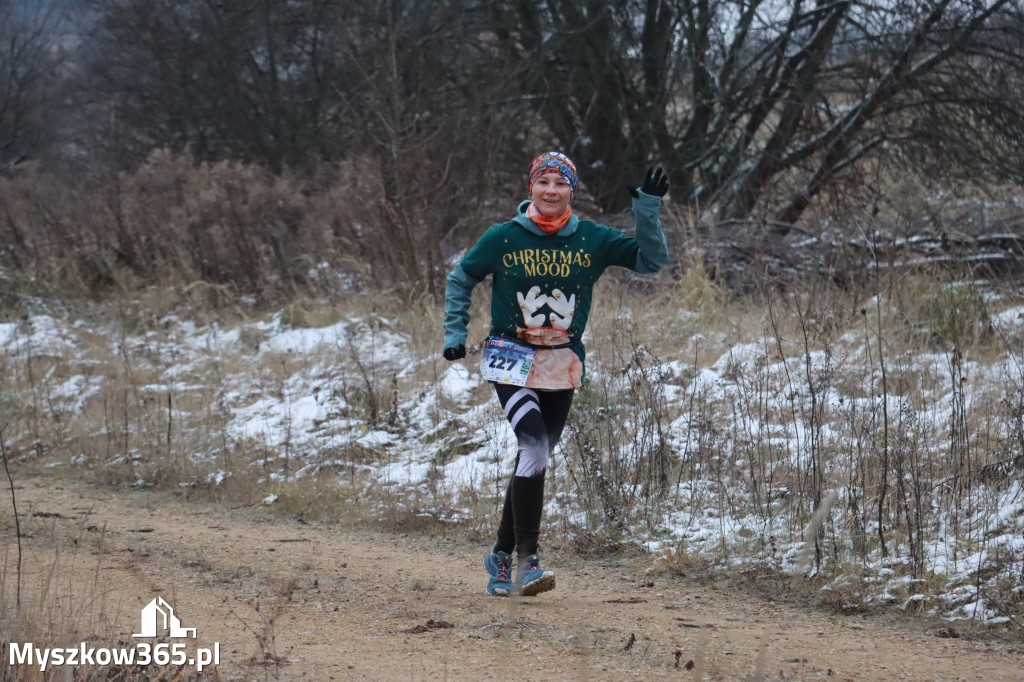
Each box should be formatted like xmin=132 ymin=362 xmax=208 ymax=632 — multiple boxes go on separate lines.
xmin=528 ymin=151 xmax=578 ymax=192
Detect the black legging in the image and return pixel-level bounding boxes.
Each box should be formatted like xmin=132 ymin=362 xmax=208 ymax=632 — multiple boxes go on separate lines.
xmin=492 ymin=384 xmax=574 ymax=557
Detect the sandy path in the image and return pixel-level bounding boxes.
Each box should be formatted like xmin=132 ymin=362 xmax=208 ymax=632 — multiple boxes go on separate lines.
xmin=3 ymin=475 xmax=1022 ymax=681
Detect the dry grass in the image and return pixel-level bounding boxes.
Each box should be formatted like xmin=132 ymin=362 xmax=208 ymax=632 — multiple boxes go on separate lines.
xmin=2 ymin=157 xmax=1023 ymax=649
xmin=0 ymin=152 xmax=515 ymax=310
xmin=0 ymin=513 xmax=214 ymax=681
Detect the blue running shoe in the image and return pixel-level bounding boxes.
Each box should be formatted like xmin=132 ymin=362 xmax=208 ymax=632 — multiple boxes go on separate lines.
xmin=485 ymin=551 xmax=513 ymax=596
xmin=515 ymin=554 xmax=555 ymax=596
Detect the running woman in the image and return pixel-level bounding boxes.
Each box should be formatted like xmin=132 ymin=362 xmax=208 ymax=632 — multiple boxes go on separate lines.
xmin=442 ymin=151 xmax=669 ymax=596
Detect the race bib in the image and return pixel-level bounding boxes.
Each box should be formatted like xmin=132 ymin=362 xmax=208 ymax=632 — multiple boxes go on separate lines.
xmin=480 ymin=337 xmax=536 ymax=386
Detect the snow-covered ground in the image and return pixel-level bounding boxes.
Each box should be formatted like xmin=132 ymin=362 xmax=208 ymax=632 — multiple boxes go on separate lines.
xmin=1 ymin=301 xmax=1022 ymax=627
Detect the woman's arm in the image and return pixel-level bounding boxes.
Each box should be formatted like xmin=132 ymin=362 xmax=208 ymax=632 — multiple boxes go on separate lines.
xmin=443 ymin=263 xmax=483 ymax=352
xmin=631 ymin=190 xmax=669 ymax=274
xmin=442 ymin=225 xmax=502 ymax=353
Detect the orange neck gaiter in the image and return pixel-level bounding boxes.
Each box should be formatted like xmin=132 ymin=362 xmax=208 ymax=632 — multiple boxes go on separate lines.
xmin=527 ymin=203 xmax=572 ymax=234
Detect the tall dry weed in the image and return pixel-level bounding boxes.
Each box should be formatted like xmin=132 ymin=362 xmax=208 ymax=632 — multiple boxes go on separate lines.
xmin=0 ymin=151 xmax=512 ymax=309
xmin=0 ymin=219 xmax=1022 ymax=624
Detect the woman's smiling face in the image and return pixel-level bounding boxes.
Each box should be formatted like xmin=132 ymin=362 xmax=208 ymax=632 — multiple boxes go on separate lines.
xmin=529 ymin=173 xmax=572 ymax=218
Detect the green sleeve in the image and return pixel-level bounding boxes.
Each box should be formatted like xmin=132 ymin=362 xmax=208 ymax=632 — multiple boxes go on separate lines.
xmin=630 ymin=191 xmax=669 ymax=273
xmin=600 ymin=192 xmax=669 ymax=273
xmin=442 ymin=225 xmax=502 ymax=350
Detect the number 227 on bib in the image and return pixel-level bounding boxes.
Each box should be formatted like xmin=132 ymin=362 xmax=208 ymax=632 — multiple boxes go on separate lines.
xmin=480 ymin=337 xmax=535 ymax=386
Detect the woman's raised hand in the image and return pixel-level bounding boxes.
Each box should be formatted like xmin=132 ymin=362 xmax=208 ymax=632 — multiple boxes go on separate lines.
xmin=629 ymin=167 xmax=669 ymax=198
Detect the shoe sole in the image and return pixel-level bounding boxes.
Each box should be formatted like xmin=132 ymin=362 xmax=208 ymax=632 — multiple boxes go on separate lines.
xmin=487 ymin=586 xmax=510 ymax=597
xmin=518 ymin=572 xmax=555 ymax=597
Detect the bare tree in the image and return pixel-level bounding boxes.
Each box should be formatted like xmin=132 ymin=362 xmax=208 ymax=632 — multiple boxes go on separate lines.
xmin=81 ymin=0 xmax=351 ymax=171
xmin=490 ymin=1 xmax=1024 ymax=227
xmin=321 ymin=0 xmax=528 ymax=291
xmin=0 ymin=0 xmax=70 ymax=172
xmin=74 ymin=0 xmax=1024 ymax=233
xmin=76 ymin=0 xmax=529 ymax=289
xmin=79 ymin=0 xmax=526 ymax=176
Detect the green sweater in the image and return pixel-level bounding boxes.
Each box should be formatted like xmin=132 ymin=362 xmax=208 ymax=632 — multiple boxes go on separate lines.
xmin=443 ymin=191 xmax=668 ymax=374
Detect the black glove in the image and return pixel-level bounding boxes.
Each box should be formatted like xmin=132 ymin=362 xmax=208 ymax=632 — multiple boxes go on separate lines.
xmin=443 ymin=344 xmax=466 ymax=361
xmin=628 ymin=167 xmax=669 ymax=198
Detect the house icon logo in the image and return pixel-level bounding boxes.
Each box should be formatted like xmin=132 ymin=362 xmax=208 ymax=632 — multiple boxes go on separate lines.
xmin=133 ymin=596 xmax=197 ymax=638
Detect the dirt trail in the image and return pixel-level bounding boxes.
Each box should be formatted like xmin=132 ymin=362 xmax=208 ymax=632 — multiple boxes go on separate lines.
xmin=4 ymin=476 xmax=1023 ymax=681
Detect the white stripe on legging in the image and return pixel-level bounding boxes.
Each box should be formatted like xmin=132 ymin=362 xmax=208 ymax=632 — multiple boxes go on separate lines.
xmin=504 ymin=388 xmax=540 ymax=432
